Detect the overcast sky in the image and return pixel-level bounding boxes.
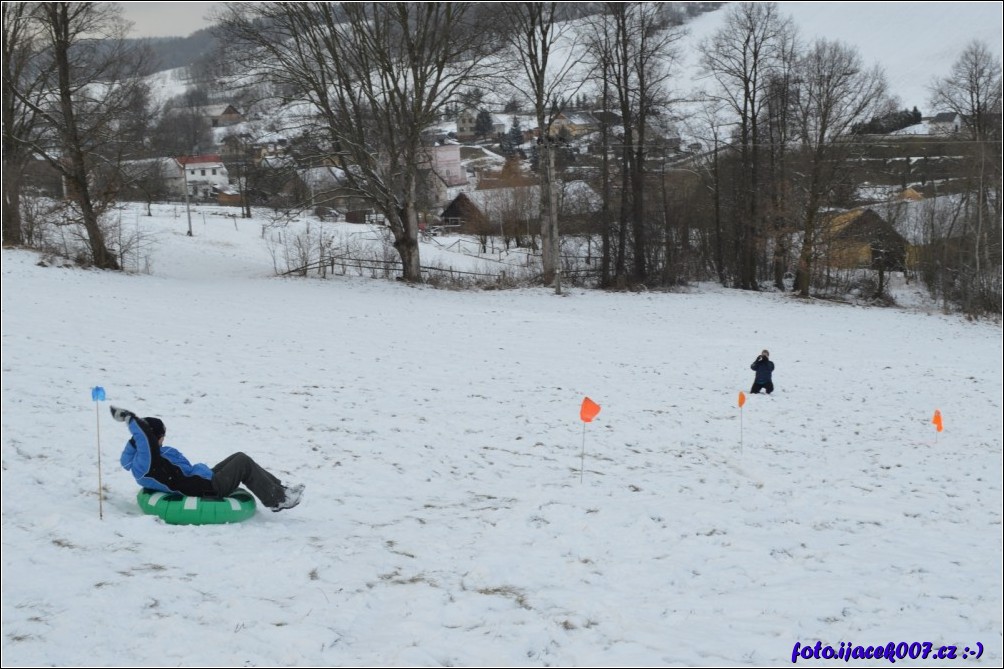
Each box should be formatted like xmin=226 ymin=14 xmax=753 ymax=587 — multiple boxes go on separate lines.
xmin=118 ymin=1 xmax=221 ymax=38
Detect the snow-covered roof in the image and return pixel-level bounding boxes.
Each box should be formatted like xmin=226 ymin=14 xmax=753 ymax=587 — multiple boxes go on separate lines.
xmin=118 ymin=157 xmax=181 ymax=178
xmin=465 ymin=180 xmax=600 ymax=215
xmin=871 ymin=192 xmax=970 ymax=245
xmin=299 ymin=166 xmax=348 ymax=190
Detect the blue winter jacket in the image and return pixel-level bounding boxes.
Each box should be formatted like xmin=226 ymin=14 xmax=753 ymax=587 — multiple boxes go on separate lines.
xmin=120 ymin=417 xmax=215 ymax=496
xmin=751 ymin=356 xmax=775 ymax=384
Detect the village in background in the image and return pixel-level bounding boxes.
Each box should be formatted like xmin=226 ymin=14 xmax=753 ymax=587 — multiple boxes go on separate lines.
xmin=5 ymin=2 xmax=1001 ymax=315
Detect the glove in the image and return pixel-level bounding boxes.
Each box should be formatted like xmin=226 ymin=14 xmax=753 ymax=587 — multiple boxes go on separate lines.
xmin=110 ymin=406 xmax=135 ymax=423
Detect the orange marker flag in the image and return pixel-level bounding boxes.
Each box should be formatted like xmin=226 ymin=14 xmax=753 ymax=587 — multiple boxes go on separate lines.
xmin=738 ymin=391 xmax=746 ymax=455
xmin=579 ymin=397 xmax=601 ymax=483
xmin=932 ymin=409 xmax=943 ymax=433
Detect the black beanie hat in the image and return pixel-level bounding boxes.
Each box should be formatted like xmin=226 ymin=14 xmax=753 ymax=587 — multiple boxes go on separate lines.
xmin=144 ymin=417 xmax=166 ymax=438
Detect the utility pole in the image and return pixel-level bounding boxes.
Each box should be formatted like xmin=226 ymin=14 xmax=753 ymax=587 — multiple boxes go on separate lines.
xmin=179 ymin=157 xmax=193 ymax=237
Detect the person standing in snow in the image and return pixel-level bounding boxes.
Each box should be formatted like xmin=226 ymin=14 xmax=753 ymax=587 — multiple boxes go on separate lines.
xmin=750 ymin=349 xmax=775 ymax=395
xmin=112 ymin=406 xmax=303 ymax=512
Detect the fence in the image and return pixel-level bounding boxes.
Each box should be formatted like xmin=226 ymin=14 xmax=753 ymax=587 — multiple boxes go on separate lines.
xmin=281 ymin=253 xmax=601 ymax=286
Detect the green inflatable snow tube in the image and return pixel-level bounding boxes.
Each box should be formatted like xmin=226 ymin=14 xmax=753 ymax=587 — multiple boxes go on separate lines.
xmin=136 ymin=488 xmax=257 ymax=525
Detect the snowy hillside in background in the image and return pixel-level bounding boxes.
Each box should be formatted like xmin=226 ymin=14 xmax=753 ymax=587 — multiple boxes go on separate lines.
xmin=144 ymin=66 xmax=194 ymax=107
xmin=2 ymin=204 xmax=1001 ymax=666
xmin=145 ymin=3 xmax=1002 ymax=120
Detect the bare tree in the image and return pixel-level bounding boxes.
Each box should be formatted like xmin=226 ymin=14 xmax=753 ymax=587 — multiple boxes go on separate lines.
xmin=930 ymin=41 xmax=1004 ymax=146
xmin=608 ymin=3 xmax=682 ymax=285
xmin=151 ymin=89 xmax=214 ymax=157
xmin=700 ymin=2 xmax=794 ymax=290
xmin=476 ymin=161 xmax=538 ymax=249
xmin=791 ymin=39 xmax=887 ymax=297
xmin=5 ymin=2 xmax=153 ymax=268
xmin=218 ymin=2 xmax=495 ymax=282
xmin=927 ymin=40 xmax=1002 ymax=314
xmin=582 ymin=3 xmax=683 ymax=286
xmin=587 ymin=23 xmax=616 ymax=287
xmin=498 ymin=2 xmax=590 ymax=293
xmin=118 ymin=158 xmax=170 ymax=216
xmin=761 ymin=28 xmax=799 ymax=291
xmin=3 ymin=2 xmax=50 ymax=247
xmin=688 ymin=102 xmax=731 ymax=285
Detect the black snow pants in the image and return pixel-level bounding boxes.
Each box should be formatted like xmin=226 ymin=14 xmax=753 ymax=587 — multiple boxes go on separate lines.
xmin=211 ymin=452 xmax=285 ymax=508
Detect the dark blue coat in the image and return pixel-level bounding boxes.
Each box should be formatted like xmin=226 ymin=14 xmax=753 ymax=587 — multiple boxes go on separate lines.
xmin=120 ymin=417 xmax=215 ymax=496
xmin=751 ymin=357 xmax=774 ymax=384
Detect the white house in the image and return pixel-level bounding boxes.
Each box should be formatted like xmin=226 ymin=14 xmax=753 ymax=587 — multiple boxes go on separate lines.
xmin=928 ymin=112 xmax=963 ymax=134
xmin=176 ymin=154 xmax=230 ymax=199
xmin=457 ymin=109 xmax=506 ymax=139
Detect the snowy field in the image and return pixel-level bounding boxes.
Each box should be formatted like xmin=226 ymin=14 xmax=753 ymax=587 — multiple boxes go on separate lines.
xmin=2 ymin=204 xmax=1001 ymax=666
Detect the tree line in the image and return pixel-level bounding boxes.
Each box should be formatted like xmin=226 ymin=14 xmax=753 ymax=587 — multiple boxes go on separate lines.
xmin=3 ymin=2 xmax=1000 ymax=315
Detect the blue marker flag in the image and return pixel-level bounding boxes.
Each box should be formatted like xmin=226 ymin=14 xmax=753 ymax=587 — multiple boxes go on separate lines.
xmin=91 ymin=386 xmax=107 ymax=519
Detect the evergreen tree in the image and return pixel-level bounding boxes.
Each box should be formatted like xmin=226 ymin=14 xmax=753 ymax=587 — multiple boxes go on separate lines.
xmin=499 ymin=129 xmax=514 ymax=157
xmin=507 ymin=116 xmax=523 ymax=148
xmin=475 ymin=109 xmax=494 ymax=138
xmin=497 ymin=116 xmax=525 ymax=157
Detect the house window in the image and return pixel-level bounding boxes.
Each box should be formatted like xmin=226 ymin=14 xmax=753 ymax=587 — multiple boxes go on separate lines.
xmin=212 ymin=169 xmax=217 ymax=175
xmin=201 ymin=169 xmax=206 ymax=176
xmin=190 ymin=170 xmax=195 ymax=175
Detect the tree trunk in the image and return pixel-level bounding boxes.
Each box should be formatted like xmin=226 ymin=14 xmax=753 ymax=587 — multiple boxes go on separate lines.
xmin=2 ymin=163 xmax=24 ymax=246
xmin=539 ymin=138 xmax=556 ymax=286
xmin=396 ymin=200 xmax=422 ymax=283
xmin=615 ymin=145 xmax=630 ymax=283
xmin=52 ymin=4 xmax=118 ymax=270
xmin=395 ymin=235 xmax=422 ymax=282
xmin=795 ymin=152 xmax=827 ymax=297
xmin=772 ymin=232 xmax=787 ymax=290
xmin=712 ymin=142 xmax=725 ymax=285
xmin=548 ymin=145 xmax=562 ymax=294
xmin=794 ymin=210 xmax=816 ymax=297
xmin=742 ymin=110 xmax=761 ymax=290
xmin=600 ymin=91 xmax=612 ymax=287
xmin=630 ymin=143 xmax=646 ymax=283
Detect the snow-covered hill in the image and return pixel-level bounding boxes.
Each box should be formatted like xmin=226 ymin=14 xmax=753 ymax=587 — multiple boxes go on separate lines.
xmin=2 ymin=203 xmax=1001 ymax=666
xmin=145 ymin=66 xmax=195 ymax=107
xmin=149 ymin=3 xmax=1002 ymax=118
